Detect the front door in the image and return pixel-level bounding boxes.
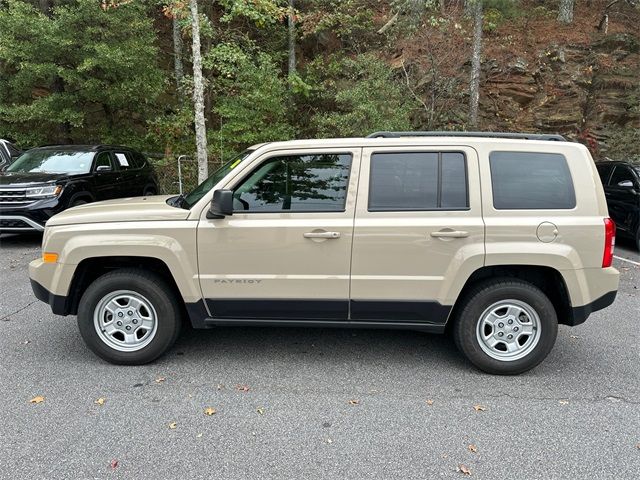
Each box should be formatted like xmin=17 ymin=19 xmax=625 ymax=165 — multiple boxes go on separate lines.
xmin=607 ymin=165 xmax=640 ymax=236
xmin=197 ymin=148 xmax=361 ymax=321
xmin=349 ymin=146 xmax=485 ymax=325
xmin=92 ymin=151 xmax=121 ymax=200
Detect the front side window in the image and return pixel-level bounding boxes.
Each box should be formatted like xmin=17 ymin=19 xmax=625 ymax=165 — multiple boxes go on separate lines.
xmin=94 ymin=152 xmax=114 ymax=171
xmin=368 ymin=151 xmax=468 ymax=211
xmin=490 ymin=151 xmax=576 ymax=210
xmin=6 ymin=150 xmax=93 ymax=174
xmin=609 ymin=166 xmax=636 ymax=187
xmin=233 ymin=153 xmax=352 ymax=212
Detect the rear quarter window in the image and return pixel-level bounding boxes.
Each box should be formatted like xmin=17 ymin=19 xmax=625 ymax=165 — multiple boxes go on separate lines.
xmin=489 ymin=151 xmax=576 ymax=210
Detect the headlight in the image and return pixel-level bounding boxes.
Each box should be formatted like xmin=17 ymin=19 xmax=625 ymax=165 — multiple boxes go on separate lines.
xmin=25 ymin=185 xmax=62 ymax=198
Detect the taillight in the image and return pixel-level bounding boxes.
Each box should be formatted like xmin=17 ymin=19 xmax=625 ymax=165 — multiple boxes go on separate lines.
xmin=602 ymin=218 xmax=615 ymax=268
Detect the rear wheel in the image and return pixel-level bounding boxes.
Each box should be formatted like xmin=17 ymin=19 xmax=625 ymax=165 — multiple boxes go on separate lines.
xmin=77 ymin=269 xmax=182 ymax=365
xmin=453 ymin=279 xmax=558 ymax=375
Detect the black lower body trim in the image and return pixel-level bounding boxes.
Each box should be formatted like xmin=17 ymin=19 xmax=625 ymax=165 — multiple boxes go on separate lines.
xmin=186 ymin=298 xmax=451 ymax=333
xmin=568 ymin=290 xmax=617 ymax=326
xmin=30 ymin=279 xmax=69 ymax=316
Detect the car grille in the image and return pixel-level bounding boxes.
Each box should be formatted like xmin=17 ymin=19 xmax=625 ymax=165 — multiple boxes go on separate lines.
xmin=0 ymin=218 xmax=30 ymax=229
xmin=0 ymin=189 xmax=34 ymax=206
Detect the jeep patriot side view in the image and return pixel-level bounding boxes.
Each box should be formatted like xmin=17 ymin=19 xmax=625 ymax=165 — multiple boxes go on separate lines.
xmin=29 ymin=132 xmax=620 ymax=374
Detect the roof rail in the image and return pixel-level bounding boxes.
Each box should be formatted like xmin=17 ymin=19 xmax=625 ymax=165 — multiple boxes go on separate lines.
xmin=366 ymin=131 xmax=567 ymax=141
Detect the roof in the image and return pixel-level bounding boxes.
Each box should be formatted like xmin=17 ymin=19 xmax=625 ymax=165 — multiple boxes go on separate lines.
xmin=32 ymin=144 xmax=137 ymax=152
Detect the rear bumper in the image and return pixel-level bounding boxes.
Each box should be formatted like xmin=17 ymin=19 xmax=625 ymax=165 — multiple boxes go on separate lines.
xmin=30 ymin=278 xmax=69 ymax=315
xmin=568 ymin=290 xmax=617 ymax=326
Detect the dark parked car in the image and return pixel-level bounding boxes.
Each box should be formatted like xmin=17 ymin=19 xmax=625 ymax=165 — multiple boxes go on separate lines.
xmin=0 ymin=145 xmax=158 ymax=233
xmin=0 ymin=139 xmax=22 ymax=170
xmin=596 ymin=160 xmax=640 ymax=250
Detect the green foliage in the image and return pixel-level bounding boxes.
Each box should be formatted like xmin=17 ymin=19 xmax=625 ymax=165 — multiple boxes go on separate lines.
xmin=207 ymin=43 xmax=294 ymax=158
xmin=0 ymin=0 xmax=165 ymax=148
xmin=605 ymin=127 xmax=640 ymax=162
xmin=306 ymin=54 xmax=417 ymax=138
xmin=300 ymin=0 xmax=374 ymax=44
xmin=218 ymin=0 xmax=286 ymax=26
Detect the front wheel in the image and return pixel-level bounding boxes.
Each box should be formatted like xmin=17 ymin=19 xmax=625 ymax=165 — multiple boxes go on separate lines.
xmin=77 ymin=269 xmax=182 ymax=365
xmin=453 ymin=279 xmax=558 ymax=375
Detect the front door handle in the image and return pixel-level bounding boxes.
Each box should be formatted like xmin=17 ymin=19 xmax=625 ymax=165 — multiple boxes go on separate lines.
xmin=303 ymin=231 xmax=341 ymax=239
xmin=430 ymin=230 xmax=469 ymax=238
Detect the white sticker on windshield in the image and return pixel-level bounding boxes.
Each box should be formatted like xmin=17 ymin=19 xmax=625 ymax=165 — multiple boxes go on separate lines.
xmin=116 ymin=153 xmax=129 ymax=166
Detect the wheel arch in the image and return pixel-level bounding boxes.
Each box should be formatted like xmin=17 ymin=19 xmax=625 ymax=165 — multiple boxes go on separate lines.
xmin=446 ymin=265 xmax=573 ymax=328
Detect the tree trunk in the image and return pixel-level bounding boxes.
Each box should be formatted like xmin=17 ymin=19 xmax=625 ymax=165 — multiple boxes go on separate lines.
xmin=173 ymin=17 xmax=184 ymax=100
xmin=189 ymin=0 xmax=208 ymax=184
xmin=469 ymin=0 xmax=482 ymax=129
xmin=288 ymin=0 xmax=296 ymax=76
xmin=557 ymin=0 xmax=574 ymax=24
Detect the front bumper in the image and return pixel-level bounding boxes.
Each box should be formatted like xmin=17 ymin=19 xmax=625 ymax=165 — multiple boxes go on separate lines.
xmin=30 ymin=278 xmax=69 ymax=315
xmin=0 ymin=197 xmax=64 ymax=232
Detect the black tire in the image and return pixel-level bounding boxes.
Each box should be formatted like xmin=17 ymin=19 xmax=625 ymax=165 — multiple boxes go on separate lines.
xmin=143 ymin=186 xmax=157 ymax=196
xmin=453 ymin=279 xmax=558 ymax=375
xmin=77 ymin=269 xmax=182 ymax=365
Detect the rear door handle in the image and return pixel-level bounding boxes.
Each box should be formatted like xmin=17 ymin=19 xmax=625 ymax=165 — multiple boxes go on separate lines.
xmin=430 ymin=230 xmax=469 ymax=238
xmin=304 ymin=231 xmax=341 ymax=239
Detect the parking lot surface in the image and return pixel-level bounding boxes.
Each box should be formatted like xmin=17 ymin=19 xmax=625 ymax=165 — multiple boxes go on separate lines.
xmin=1 ymin=233 xmax=638 ymax=479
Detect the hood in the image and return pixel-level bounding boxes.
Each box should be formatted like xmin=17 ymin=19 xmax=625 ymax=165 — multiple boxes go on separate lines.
xmin=0 ymin=171 xmax=78 ymax=186
xmin=47 ymin=195 xmax=191 ymax=227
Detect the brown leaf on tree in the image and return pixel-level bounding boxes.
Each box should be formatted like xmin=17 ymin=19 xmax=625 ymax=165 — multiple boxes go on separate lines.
xmin=94 ymin=397 xmax=106 ymax=406
xmin=457 ymin=464 xmax=472 ymax=475
xmin=204 ymin=407 xmax=217 ymax=416
xmin=468 ymin=444 xmax=478 ymax=453
xmin=29 ymin=396 xmax=45 ymax=404
xmin=426 ymin=399 xmax=434 ymax=406
xmin=168 ymin=422 xmax=177 ymax=429
xmin=473 ymin=405 xmax=486 ymax=412
xmin=348 ymin=399 xmax=360 ymax=405
xmin=236 ymin=384 xmax=250 ymax=392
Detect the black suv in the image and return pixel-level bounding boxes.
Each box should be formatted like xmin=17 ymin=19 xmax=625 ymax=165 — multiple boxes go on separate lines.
xmin=596 ymin=160 xmax=640 ymax=250
xmin=0 ymin=145 xmax=158 ymax=233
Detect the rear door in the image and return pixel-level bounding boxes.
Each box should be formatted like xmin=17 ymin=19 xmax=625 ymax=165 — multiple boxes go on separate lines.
xmin=349 ymin=146 xmax=485 ymax=326
xmin=113 ymin=150 xmax=141 ymax=196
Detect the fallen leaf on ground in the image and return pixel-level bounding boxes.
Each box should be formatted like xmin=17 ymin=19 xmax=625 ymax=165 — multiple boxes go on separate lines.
xmin=256 ymin=407 xmax=265 ymax=415
xmin=22 ymin=340 xmax=30 ymax=345
xmin=155 ymin=377 xmax=166 ymax=384
xmin=348 ymin=399 xmax=360 ymax=405
xmin=110 ymin=459 xmax=118 ymax=469
xmin=29 ymin=396 xmax=45 ymax=404
xmin=570 ymin=335 xmax=579 ymax=339
xmin=457 ymin=464 xmax=472 ymax=475
xmin=426 ymin=399 xmax=434 ymax=406
xmin=326 ymin=438 xmax=333 ymax=444
xmin=636 ymin=443 xmax=640 ymax=450
xmin=168 ymin=422 xmax=177 ymax=429
xmin=196 ymin=433 xmax=203 ymax=438
xmin=468 ymin=444 xmax=478 ymax=453
xmin=559 ymin=400 xmax=569 ymax=405
xmin=204 ymin=407 xmax=217 ymax=416
xmin=473 ymin=405 xmax=486 ymax=412
xmin=236 ymin=384 xmax=250 ymax=392
xmin=94 ymin=397 xmax=106 ymax=406
xmin=217 ymin=384 xmax=225 ymax=390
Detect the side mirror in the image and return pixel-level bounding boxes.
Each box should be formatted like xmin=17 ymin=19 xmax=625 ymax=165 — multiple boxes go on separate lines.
xmin=617 ymin=180 xmax=634 ymax=188
xmin=207 ymin=189 xmax=234 ymax=219
xmin=96 ymin=165 xmax=112 ymax=172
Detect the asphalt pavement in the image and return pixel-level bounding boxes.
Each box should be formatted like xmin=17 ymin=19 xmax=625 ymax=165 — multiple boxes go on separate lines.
xmin=0 ymin=233 xmax=638 ymax=479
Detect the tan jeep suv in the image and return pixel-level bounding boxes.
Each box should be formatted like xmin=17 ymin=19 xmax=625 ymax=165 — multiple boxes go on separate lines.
xmin=29 ymin=132 xmax=619 ymax=374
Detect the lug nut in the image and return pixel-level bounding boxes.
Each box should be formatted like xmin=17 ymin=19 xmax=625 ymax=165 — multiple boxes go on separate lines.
xmin=507 ymin=334 xmax=513 ymax=339
xmin=125 ymin=325 xmax=131 ymax=331
xmin=116 ymin=321 xmax=122 ymax=326
xmin=118 ymin=312 xmax=124 ymax=318
xmin=498 ymin=322 xmax=504 ymax=328
xmin=127 ymin=311 xmax=133 ymax=316
xmin=513 ymin=327 xmax=519 ymax=332
xmin=132 ymin=319 xmax=138 ymax=324
xmin=498 ymin=332 xmax=504 ymax=337
xmin=508 ymin=319 xmax=513 ymax=325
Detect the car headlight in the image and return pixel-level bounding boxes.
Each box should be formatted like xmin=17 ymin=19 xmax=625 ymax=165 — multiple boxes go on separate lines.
xmin=25 ymin=185 xmax=62 ymax=198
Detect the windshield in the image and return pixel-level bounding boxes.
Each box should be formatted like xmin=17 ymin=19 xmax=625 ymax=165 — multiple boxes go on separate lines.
xmin=182 ymin=150 xmax=253 ymax=208
xmin=7 ymin=150 xmax=94 ymax=174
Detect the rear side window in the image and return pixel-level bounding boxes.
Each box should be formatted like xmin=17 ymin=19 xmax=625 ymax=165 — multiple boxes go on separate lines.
xmin=369 ymin=152 xmax=468 ymax=211
xmin=489 ymin=151 xmax=576 ymax=210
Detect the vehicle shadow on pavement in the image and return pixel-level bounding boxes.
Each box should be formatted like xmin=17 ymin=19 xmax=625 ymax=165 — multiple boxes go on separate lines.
xmin=0 ymin=233 xmax=43 ymax=249
xmin=168 ymin=325 xmax=470 ymax=371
